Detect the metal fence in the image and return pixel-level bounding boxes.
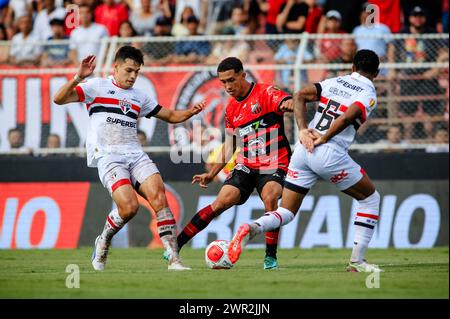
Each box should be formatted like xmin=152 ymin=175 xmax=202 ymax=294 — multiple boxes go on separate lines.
xmin=0 ymin=33 xmax=448 ymax=155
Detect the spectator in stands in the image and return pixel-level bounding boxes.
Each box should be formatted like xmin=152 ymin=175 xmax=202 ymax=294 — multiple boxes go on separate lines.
xmin=317 ymin=10 xmax=345 ymax=62
xmin=170 ymin=15 xmax=211 ymax=64
xmin=41 ymin=18 xmax=71 ymax=67
xmin=129 ymin=0 xmax=160 ymax=36
xmin=243 ymin=0 xmax=265 ymax=34
xmin=276 ymin=0 xmax=309 ymax=33
xmin=69 ymin=4 xmax=109 ymax=64
xmin=274 ymin=38 xmax=297 ymax=89
xmin=443 ymin=0 xmax=449 ymax=33
xmin=9 ymin=14 xmax=42 ymax=66
xmin=353 ymin=2 xmax=392 ymax=62
xmin=377 ymin=125 xmax=408 ymax=153
xmin=265 ymin=0 xmax=286 ymax=34
xmin=318 ymin=0 xmax=366 ymax=33
xmin=8 ymin=127 xmax=24 ymax=149
xmin=174 ymin=0 xmax=206 ymax=33
xmin=118 ymin=20 xmax=141 ymax=49
xmin=142 ymin=16 xmax=173 ymax=64
xmin=329 ymin=38 xmax=357 ymax=77
xmin=400 ymin=0 xmax=443 ymax=32
xmin=224 ymin=6 xmax=248 ymax=35
xmin=171 ymin=5 xmax=193 ymax=36
xmin=2 ymin=0 xmax=33 ymax=39
xmin=33 ymin=0 xmax=66 ymax=41
xmin=389 ymin=6 xmax=445 ymax=140
xmin=426 ymin=128 xmax=449 ymax=153
xmin=205 ymin=26 xmax=250 ymax=64
xmin=46 ymin=133 xmax=61 ymax=148
xmin=303 ymin=0 xmax=322 ymax=33
xmin=95 ymin=0 xmax=129 ymax=36
xmin=0 ymin=23 xmax=9 ymax=64
xmin=137 ymin=129 xmax=148 ymax=147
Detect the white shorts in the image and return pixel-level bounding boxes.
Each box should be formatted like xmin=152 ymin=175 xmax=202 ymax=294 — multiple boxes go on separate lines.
xmin=285 ymin=143 xmax=365 ymax=192
xmin=97 ymin=151 xmax=160 ymax=196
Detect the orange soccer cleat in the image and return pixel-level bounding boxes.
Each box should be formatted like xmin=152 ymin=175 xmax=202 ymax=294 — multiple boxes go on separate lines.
xmin=228 ymin=224 xmax=251 ymax=264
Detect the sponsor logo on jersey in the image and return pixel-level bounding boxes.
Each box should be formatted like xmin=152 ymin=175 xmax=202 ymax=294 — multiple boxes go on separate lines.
xmin=287 ymin=169 xmax=299 ymax=179
xmin=251 ymin=102 xmax=262 ymax=114
xmin=106 ymin=117 xmax=137 ymax=128
xmin=119 ymin=99 xmax=132 ymax=114
xmin=330 ymin=170 xmax=349 ymax=183
xmin=248 ymin=137 xmax=266 ymax=156
xmin=107 ymin=90 xmax=115 ymax=95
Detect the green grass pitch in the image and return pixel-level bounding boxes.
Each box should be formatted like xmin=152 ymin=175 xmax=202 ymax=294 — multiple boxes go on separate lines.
xmin=0 ymin=247 xmax=447 ymax=298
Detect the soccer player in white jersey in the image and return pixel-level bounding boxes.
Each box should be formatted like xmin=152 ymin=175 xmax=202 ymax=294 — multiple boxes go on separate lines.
xmin=53 ymin=46 xmax=205 ymax=271
xmin=228 ymin=49 xmax=383 ymax=272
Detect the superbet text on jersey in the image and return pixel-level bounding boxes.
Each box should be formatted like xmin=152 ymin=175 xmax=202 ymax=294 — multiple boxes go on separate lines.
xmin=312 ymin=72 xmax=377 ymax=150
xmin=75 ymin=76 xmax=161 ymax=167
xmin=225 ymin=83 xmax=292 ymax=172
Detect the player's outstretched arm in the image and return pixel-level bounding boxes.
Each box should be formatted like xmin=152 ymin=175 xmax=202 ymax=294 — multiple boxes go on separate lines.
xmin=53 ymin=55 xmax=96 ymax=105
xmin=293 ymin=84 xmax=319 ymax=152
xmin=154 ymin=101 xmax=205 ymax=123
xmin=313 ymin=103 xmax=363 ymax=147
xmin=192 ymin=134 xmax=237 ymax=188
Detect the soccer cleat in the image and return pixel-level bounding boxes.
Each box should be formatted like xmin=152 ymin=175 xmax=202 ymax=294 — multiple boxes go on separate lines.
xmin=346 ymin=261 xmax=384 ymax=273
xmin=263 ymin=256 xmax=279 ymax=270
xmin=91 ymin=236 xmax=109 ymax=271
xmin=168 ymin=258 xmax=191 ymax=271
xmin=228 ymin=223 xmax=250 ymax=264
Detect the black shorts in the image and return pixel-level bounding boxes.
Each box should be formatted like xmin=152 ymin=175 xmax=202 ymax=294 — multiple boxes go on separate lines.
xmin=223 ymin=164 xmax=286 ymax=205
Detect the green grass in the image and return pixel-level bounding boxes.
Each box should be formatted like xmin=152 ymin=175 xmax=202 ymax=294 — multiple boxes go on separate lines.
xmin=0 ymin=247 xmax=447 ymax=299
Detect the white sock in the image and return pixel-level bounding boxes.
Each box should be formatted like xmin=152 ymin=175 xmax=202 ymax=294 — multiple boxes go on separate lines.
xmin=156 ymin=207 xmax=179 ymax=260
xmin=100 ymin=208 xmax=125 ymax=245
xmin=252 ymin=207 xmax=295 ymax=237
xmin=350 ymin=191 xmax=380 ymax=263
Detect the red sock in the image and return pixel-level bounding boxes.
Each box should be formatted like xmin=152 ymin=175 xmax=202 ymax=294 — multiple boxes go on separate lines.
xmin=177 ymin=205 xmax=216 ymax=249
xmin=265 ymin=228 xmax=280 ymax=258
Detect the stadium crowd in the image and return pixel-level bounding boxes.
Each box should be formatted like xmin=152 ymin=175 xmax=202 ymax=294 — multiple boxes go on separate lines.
xmin=0 ymin=0 xmax=448 ymax=151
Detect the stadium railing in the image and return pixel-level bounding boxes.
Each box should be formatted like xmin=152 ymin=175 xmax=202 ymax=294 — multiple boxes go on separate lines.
xmin=0 ymin=33 xmax=448 ymax=155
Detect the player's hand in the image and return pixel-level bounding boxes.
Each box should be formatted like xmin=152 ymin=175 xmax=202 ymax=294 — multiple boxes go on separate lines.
xmin=279 ymin=99 xmax=293 ymax=112
xmin=299 ymin=129 xmax=315 ymax=152
xmin=77 ymin=55 xmax=96 ymax=79
xmin=190 ymin=101 xmax=206 ymax=116
xmin=310 ymin=129 xmax=327 ymax=147
xmin=192 ymin=173 xmax=213 ymax=188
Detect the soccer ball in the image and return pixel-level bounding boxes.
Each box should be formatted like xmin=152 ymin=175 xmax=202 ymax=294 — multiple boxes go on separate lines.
xmin=205 ymin=240 xmax=233 ymax=269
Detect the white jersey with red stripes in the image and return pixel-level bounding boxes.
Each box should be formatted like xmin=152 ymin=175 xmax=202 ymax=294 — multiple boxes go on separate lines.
xmin=310 ymin=72 xmax=377 ymax=150
xmin=75 ymin=76 xmax=161 ymax=167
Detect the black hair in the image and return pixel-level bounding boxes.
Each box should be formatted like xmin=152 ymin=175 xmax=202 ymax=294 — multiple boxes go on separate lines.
xmin=8 ymin=127 xmax=22 ymax=135
xmin=0 ymin=24 xmax=7 ymax=40
xmin=217 ymin=57 xmax=244 ymax=74
xmin=114 ymin=45 xmax=144 ymax=65
xmin=353 ymin=49 xmax=379 ymax=75
xmin=119 ymin=20 xmax=137 ymax=37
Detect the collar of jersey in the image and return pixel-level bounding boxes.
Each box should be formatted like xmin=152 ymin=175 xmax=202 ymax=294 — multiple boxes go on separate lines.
xmin=108 ymin=75 xmax=130 ymax=90
xmin=235 ymin=82 xmax=255 ymax=102
xmin=350 ymin=72 xmax=374 ymax=88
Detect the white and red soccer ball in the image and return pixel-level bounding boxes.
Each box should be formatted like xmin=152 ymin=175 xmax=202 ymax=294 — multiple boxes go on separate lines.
xmin=205 ymin=240 xmax=233 ymax=269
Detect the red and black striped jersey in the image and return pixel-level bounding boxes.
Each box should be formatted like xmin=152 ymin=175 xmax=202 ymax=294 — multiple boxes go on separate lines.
xmin=225 ymin=83 xmax=292 ymax=172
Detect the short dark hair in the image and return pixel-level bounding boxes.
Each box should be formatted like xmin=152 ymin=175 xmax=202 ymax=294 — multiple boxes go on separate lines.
xmin=8 ymin=127 xmax=21 ymax=135
xmin=353 ymin=49 xmax=379 ymax=75
xmin=217 ymin=57 xmax=244 ymax=74
xmin=114 ymin=45 xmax=144 ymax=65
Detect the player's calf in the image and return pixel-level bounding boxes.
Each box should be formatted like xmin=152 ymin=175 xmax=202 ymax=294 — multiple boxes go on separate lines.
xmin=350 ymin=190 xmax=380 ymax=265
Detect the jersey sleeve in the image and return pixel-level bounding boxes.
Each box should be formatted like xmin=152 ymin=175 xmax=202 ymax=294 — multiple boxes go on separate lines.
xmin=141 ymin=94 xmax=162 ymax=118
xmin=75 ymin=77 xmax=101 ymax=104
xmin=314 ymin=78 xmax=333 ymax=100
xmin=353 ymin=90 xmax=377 ymax=124
xmin=266 ymin=85 xmax=292 ymax=114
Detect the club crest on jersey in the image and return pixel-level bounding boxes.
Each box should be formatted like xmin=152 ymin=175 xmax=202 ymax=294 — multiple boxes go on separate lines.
xmin=251 ymin=102 xmax=262 ymax=114
xmin=119 ymin=99 xmax=132 ymax=114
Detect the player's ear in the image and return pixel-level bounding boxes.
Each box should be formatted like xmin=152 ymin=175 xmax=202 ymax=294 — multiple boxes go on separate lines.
xmin=241 ymin=71 xmax=246 ymax=80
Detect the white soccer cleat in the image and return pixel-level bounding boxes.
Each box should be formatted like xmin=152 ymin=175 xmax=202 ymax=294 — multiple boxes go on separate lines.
xmin=91 ymin=236 xmax=109 ymax=271
xmin=347 ymin=260 xmax=384 ymax=273
xmin=168 ymin=258 xmax=191 ymax=271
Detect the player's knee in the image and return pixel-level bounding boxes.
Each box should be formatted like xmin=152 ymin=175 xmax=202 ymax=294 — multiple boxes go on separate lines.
xmin=150 ymin=192 xmax=167 ymax=212
xmin=262 ymin=194 xmax=279 ymax=211
xmin=119 ymin=200 xmax=139 ymax=219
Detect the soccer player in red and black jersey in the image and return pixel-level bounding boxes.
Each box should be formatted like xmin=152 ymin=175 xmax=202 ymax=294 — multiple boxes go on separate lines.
xmin=170 ymin=57 xmax=293 ymax=269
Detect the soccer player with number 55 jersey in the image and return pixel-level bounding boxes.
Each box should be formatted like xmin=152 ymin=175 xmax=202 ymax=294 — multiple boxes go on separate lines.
xmin=53 ymin=46 xmax=205 ymax=271
xmin=229 ymin=50 xmax=384 ymax=273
